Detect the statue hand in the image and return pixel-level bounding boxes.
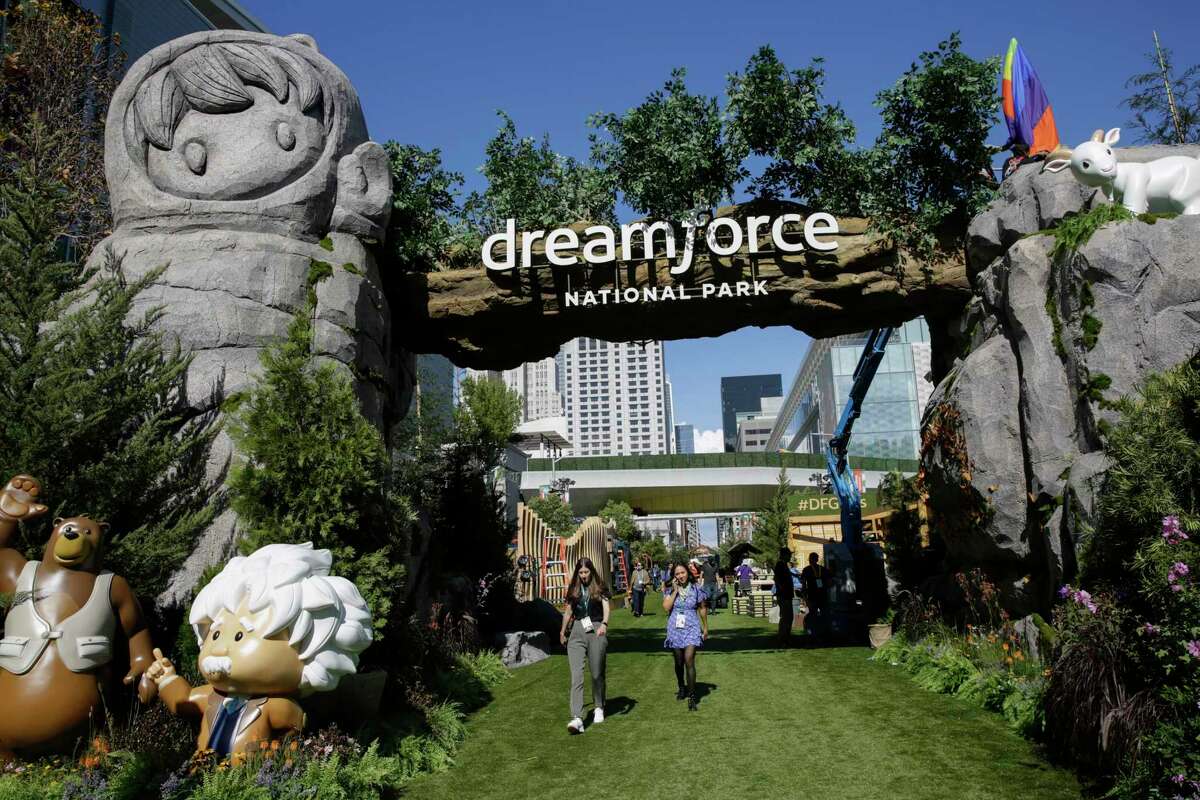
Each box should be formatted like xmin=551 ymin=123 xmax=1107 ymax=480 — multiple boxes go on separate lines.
xmin=0 ymin=475 xmax=48 ymax=526
xmin=131 ymin=672 xmax=158 ymax=704
xmin=144 ymin=647 xmax=177 ymax=687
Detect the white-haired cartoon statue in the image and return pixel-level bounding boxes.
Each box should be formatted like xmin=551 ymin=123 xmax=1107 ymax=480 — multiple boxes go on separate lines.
xmin=1044 ymin=128 xmax=1200 ymax=215
xmin=145 ymin=543 xmax=372 ymax=757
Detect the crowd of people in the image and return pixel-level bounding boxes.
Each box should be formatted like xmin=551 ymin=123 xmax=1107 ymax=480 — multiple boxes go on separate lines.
xmin=558 ymin=550 xmax=832 ymax=734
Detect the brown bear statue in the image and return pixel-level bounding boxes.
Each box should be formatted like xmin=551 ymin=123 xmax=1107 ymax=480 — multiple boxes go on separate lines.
xmin=0 ymin=475 xmax=157 ymax=760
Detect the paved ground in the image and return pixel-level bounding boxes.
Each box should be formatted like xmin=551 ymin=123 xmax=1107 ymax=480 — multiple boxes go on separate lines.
xmin=404 ymin=604 xmax=1082 ymax=799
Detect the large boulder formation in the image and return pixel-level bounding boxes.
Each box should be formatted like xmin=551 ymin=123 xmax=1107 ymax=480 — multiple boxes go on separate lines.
xmin=89 ymin=31 xmax=410 ymax=605
xmin=923 ymin=145 xmax=1200 ymax=613
xmin=394 ymin=200 xmax=971 ymax=371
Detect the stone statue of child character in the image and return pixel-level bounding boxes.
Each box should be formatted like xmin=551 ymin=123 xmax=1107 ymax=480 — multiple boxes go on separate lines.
xmin=145 ymin=543 xmax=372 ymax=757
xmin=95 ymin=31 xmax=400 ymax=600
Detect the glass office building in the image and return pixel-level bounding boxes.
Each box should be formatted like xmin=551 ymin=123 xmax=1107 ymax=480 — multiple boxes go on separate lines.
xmin=720 ymin=374 xmax=783 ymax=453
xmin=767 ymin=319 xmax=933 ymax=460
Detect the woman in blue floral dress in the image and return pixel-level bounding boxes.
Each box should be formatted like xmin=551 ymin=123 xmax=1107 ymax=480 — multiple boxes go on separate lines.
xmin=662 ymin=563 xmax=708 ymax=710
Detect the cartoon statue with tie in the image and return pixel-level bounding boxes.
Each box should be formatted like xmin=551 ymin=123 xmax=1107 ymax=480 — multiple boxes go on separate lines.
xmin=145 ymin=543 xmax=372 ymax=757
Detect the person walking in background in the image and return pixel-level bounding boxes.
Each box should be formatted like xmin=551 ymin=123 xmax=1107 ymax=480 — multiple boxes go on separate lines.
xmin=663 ymin=563 xmax=708 ymax=711
xmin=773 ymin=547 xmax=796 ymax=646
xmin=630 ymin=560 xmax=650 ymax=617
xmin=801 ymin=552 xmax=831 ymax=643
xmin=650 ymin=562 xmax=662 ymax=591
xmin=559 ymin=557 xmax=611 ymax=734
xmin=735 ymin=559 xmax=753 ymax=597
xmin=700 ymin=558 xmax=718 ymax=614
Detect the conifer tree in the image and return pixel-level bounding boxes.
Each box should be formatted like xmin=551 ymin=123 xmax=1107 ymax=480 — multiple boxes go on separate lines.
xmin=0 ymin=156 xmax=218 ymax=600
xmin=225 ymin=299 xmax=408 ymax=636
xmin=752 ymin=469 xmax=794 ymax=559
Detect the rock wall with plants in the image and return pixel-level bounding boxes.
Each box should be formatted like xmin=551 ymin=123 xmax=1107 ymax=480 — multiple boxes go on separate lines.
xmin=921 ymin=143 xmax=1200 ymax=615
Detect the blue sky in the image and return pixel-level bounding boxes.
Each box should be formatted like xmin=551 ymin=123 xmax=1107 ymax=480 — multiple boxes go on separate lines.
xmin=247 ymin=0 xmax=1197 ymax=439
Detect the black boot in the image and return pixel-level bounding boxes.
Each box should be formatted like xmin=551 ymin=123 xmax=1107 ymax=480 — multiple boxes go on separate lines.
xmin=687 ymin=693 xmax=698 ymax=711
xmin=676 ymin=686 xmax=687 ymax=701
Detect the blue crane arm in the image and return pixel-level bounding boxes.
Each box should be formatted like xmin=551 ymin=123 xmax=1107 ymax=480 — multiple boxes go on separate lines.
xmin=825 ymin=327 xmax=895 ymax=547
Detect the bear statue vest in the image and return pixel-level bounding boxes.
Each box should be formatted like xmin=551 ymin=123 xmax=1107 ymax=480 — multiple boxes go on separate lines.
xmin=0 ymin=561 xmax=116 ymax=675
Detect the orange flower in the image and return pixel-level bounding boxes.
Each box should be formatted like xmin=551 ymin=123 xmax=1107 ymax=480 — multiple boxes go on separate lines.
xmin=1005 ymin=656 xmax=1014 ymax=666
xmin=1002 ymin=642 xmax=1009 ymax=651
xmin=1015 ymin=651 xmax=1025 ymax=661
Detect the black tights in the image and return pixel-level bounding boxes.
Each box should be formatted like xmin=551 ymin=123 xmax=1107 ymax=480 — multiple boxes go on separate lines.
xmin=672 ymin=646 xmax=697 ymax=694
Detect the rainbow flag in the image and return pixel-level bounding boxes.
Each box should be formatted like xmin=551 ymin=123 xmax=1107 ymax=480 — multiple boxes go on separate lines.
xmin=1002 ymin=38 xmax=1059 ymax=156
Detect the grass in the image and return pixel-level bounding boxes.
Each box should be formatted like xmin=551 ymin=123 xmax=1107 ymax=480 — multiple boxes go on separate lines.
xmin=404 ymin=606 xmax=1081 ymax=799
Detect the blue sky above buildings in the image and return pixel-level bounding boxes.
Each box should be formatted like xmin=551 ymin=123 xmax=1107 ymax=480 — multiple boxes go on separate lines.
xmin=246 ymin=0 xmax=1198 ymax=439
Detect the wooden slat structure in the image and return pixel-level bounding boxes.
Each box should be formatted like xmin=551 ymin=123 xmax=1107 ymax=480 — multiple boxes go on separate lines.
xmin=514 ymin=503 xmax=615 ymax=605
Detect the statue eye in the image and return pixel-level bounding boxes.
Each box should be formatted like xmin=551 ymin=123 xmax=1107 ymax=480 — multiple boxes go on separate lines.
xmin=1082 ymin=160 xmax=1091 ymax=169
xmin=212 ymin=630 xmax=220 ymax=641
xmin=276 ymin=122 xmax=296 ymax=151
xmin=234 ymin=632 xmax=244 ymax=642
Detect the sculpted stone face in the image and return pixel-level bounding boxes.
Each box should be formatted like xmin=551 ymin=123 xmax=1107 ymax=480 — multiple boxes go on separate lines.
xmin=146 ymin=86 xmax=326 ymax=201
xmin=198 ymin=597 xmax=304 ymax=696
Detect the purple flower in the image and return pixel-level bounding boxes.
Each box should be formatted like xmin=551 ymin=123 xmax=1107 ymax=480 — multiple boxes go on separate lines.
xmin=1187 ymin=640 xmax=1200 ymax=659
xmin=1162 ymin=515 xmax=1188 ymax=545
xmin=1058 ymin=584 xmax=1071 ymax=599
xmin=1173 ymin=774 xmax=1188 ymax=785
xmin=1144 ymin=623 xmax=1160 ymax=635
xmin=1173 ymin=562 xmax=1190 ymax=577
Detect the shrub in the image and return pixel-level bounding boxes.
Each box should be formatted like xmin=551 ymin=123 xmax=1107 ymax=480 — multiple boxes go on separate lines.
xmin=225 ymin=306 xmax=408 ymax=638
xmin=1001 ymin=677 xmax=1047 ymax=738
xmin=913 ymin=646 xmax=978 ymax=694
xmin=956 ymin=668 xmax=1017 ymax=712
xmin=435 ymin=651 xmax=510 ymax=711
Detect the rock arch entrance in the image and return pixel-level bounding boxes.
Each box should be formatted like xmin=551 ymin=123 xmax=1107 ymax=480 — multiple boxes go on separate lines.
xmin=391 ymin=202 xmax=969 ymax=376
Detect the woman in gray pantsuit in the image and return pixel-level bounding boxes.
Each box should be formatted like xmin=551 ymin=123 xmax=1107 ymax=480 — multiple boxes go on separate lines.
xmin=559 ymin=557 xmax=611 ymax=735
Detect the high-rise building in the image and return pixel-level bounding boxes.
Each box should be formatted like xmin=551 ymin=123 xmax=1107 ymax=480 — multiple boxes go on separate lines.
xmin=767 ymin=318 xmax=934 ymax=459
xmin=74 ymin=0 xmax=268 ymax=66
xmin=674 ymin=423 xmax=696 ymax=454
xmin=720 ymin=374 xmax=783 ymax=452
xmin=560 ymin=338 xmax=670 ymax=457
xmin=717 ymin=514 xmax=755 ymax=546
xmin=735 ymin=396 xmax=783 ymax=452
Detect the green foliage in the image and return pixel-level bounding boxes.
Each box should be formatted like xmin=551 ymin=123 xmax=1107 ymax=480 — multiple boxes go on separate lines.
xmin=1049 ymin=203 xmax=1135 ymax=262
xmin=435 ymin=651 xmax=510 ymax=711
xmin=1086 ymin=372 xmax=1112 ymax=403
xmin=726 ymin=47 xmax=861 ymax=212
xmin=590 ymin=68 xmax=743 ymax=219
xmin=0 ymin=159 xmax=217 ymax=602
xmin=632 ymin=536 xmax=668 ymax=569
xmin=1085 ymin=357 xmax=1200 ymax=581
xmin=527 ymin=492 xmax=575 ymax=537
xmin=913 ymin=646 xmax=978 ymax=694
xmin=1080 ymin=314 xmax=1103 ymax=351
xmin=1045 ymin=289 xmax=1066 ymax=359
xmin=225 ymin=308 xmax=407 ymax=636
xmin=455 ymin=375 xmax=521 ymax=465
xmin=383 ymin=142 xmax=467 ymax=272
xmin=861 ymin=33 xmax=1000 ymax=268
xmin=465 ymin=111 xmax=615 ymax=237
xmin=1122 ymin=35 xmax=1200 ymax=145
xmin=752 ymin=469 xmax=792 ymax=559
xmin=877 ymin=470 xmax=926 ymax=590
xmin=598 ymin=499 xmax=640 ymax=542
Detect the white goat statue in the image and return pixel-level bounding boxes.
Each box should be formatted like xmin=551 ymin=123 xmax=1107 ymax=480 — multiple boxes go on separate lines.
xmin=1044 ymin=128 xmax=1200 ymax=215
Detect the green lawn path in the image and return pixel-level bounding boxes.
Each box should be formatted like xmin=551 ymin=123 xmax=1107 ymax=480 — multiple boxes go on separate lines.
xmin=405 ymin=605 xmax=1081 ymax=799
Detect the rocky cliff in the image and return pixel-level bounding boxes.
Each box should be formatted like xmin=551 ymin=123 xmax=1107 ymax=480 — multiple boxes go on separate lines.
xmin=922 ymin=145 xmax=1200 ymax=614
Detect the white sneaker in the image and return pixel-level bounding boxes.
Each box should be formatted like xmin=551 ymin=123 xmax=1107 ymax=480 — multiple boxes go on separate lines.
xmin=567 ymin=717 xmax=584 ymax=734
xmin=592 ymin=708 xmax=605 ymax=725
